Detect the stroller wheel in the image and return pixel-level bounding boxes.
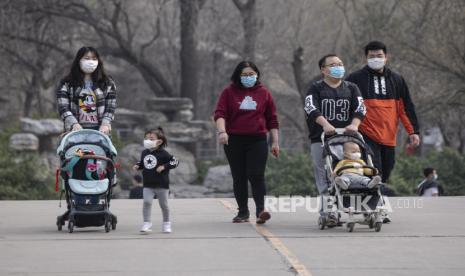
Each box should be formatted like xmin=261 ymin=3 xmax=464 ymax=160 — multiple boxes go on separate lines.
xmin=111 ymin=215 xmax=117 ymax=230
xmin=105 ymin=220 xmax=111 ymax=233
xmin=347 ymin=222 xmax=355 ymax=232
xmin=368 ymin=216 xmax=375 ymax=229
xmin=68 ymin=221 xmax=74 ymax=233
xmin=111 ymin=219 xmax=117 ymax=230
xmin=56 ymin=216 xmax=63 ymax=231
xmin=374 ymin=222 xmax=382 ymax=232
xmin=318 ymin=216 xmax=326 ymax=230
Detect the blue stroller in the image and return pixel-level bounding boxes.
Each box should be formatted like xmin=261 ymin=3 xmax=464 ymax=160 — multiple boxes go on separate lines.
xmin=56 ymin=129 xmax=118 ymax=233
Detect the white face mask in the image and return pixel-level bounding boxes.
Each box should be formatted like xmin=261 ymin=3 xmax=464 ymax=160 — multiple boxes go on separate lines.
xmin=348 ymin=152 xmax=362 ymax=160
xmin=367 ymin=57 xmax=385 ymax=70
xmin=80 ymin=59 xmax=99 ymax=74
xmin=143 ymin=139 xmax=161 ymax=149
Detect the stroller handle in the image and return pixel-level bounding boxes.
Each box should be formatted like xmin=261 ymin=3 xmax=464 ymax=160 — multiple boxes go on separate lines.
xmin=320 ymin=128 xmax=364 ymax=144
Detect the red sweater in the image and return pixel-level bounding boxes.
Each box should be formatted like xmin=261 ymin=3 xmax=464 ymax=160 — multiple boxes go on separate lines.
xmin=214 ymin=82 xmax=279 ymax=136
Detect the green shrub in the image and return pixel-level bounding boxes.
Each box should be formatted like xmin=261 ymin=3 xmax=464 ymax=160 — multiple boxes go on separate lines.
xmin=265 ymin=151 xmax=318 ymax=197
xmin=0 ymin=129 xmax=57 ymax=200
xmin=381 ymin=148 xmax=465 ymax=196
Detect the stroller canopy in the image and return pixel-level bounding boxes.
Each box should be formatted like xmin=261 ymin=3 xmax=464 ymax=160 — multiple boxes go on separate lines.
xmin=57 ymin=129 xmax=117 ymax=157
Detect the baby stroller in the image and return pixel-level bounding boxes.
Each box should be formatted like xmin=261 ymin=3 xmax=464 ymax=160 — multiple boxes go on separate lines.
xmin=55 ymin=129 xmax=118 ymax=233
xmin=318 ymin=129 xmax=386 ymax=232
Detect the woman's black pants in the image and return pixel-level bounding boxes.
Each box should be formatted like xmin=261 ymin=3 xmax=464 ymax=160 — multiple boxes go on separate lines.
xmin=224 ymin=135 xmax=268 ymax=217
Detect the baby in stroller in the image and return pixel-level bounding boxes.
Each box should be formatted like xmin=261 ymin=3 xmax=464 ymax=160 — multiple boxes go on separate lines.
xmin=333 ymin=142 xmax=381 ymax=190
xmin=319 ymin=131 xmax=386 ymax=232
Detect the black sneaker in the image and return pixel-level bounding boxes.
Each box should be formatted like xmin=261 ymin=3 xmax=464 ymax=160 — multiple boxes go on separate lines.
xmin=256 ymin=211 xmax=271 ymax=224
xmin=233 ymin=210 xmax=250 ymax=223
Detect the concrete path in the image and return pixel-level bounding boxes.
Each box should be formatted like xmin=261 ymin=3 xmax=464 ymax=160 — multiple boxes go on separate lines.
xmin=0 ymin=197 xmax=464 ymax=275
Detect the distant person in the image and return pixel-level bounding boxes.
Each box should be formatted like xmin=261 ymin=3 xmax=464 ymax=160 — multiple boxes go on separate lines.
xmin=214 ymin=61 xmax=280 ymax=224
xmin=57 ymin=46 xmax=117 ymax=135
xmin=417 ymin=167 xmax=439 ymax=197
xmin=133 ymin=128 xmax=178 ymax=233
xmin=304 ymin=54 xmax=366 ymax=216
xmin=346 ymin=41 xmax=420 ymax=223
xmin=129 ymin=175 xmax=144 ymax=199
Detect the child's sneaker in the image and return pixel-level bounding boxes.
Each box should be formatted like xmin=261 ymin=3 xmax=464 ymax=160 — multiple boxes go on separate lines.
xmin=162 ymin=222 xmax=172 ymax=233
xmin=140 ymin=222 xmax=152 ymax=233
xmin=335 ymin=176 xmax=349 ymax=190
xmin=256 ymin=210 xmax=271 ymax=224
xmin=367 ymin=175 xmax=382 ymax=189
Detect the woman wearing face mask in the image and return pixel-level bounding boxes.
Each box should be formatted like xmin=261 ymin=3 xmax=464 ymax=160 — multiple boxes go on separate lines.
xmin=214 ymin=61 xmax=280 ymax=224
xmin=303 ymin=54 xmax=366 ymax=219
xmin=57 ymin=46 xmax=116 ymax=135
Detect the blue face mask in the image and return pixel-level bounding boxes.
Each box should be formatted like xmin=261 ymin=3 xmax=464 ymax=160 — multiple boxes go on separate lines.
xmin=329 ymin=66 xmax=345 ymax=79
xmin=240 ymin=75 xmax=257 ymax=88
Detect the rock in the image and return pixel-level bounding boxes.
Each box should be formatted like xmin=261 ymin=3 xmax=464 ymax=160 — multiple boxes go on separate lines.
xmin=39 ymin=152 xmax=61 ymax=172
xmin=20 ymin=118 xmax=64 ymax=136
xmin=163 ymin=121 xmax=214 ymax=143
xmin=118 ymin=143 xmax=198 ymax=186
xmin=203 ymin=165 xmax=234 ymax=193
xmin=112 ymin=108 xmax=167 ymax=141
xmin=264 ymin=75 xmax=307 ymax=152
xmin=9 ymin=133 xmax=39 ymax=151
xmin=173 ymin=109 xmax=193 ymax=122
xmin=166 ymin=144 xmax=197 ymax=185
xmin=146 ymin=97 xmax=193 ymax=112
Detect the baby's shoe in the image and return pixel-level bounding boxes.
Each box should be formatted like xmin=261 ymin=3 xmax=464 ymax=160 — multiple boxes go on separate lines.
xmin=335 ymin=176 xmax=349 ymax=190
xmin=367 ymin=176 xmax=382 ymax=189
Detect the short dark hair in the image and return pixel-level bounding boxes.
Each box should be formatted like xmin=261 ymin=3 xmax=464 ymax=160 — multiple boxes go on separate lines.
xmin=145 ymin=127 xmax=168 ymax=148
xmin=423 ymin=167 xmax=435 ymax=177
xmin=318 ymin=54 xmax=338 ymax=69
xmin=133 ymin=175 xmax=142 ymax=183
xmin=230 ymin=61 xmax=260 ymax=88
xmin=364 ymin=41 xmax=387 ymax=56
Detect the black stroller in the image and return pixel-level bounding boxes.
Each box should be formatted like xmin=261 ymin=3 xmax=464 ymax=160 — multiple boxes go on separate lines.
xmin=318 ymin=129 xmax=386 ymax=232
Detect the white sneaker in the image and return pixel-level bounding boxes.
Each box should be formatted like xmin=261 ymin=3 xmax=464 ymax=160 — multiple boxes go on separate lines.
xmin=162 ymin=222 xmax=172 ymax=233
xmin=140 ymin=222 xmax=152 ymax=233
xmin=335 ymin=176 xmax=349 ymax=190
xmin=367 ymin=176 xmax=382 ymax=189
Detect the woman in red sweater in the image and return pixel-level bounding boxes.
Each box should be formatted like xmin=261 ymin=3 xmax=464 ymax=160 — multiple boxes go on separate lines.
xmin=214 ymin=61 xmax=280 ymax=224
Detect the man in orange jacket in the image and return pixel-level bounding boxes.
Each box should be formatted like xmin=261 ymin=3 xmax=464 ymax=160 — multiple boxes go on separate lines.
xmin=346 ymin=41 xmax=421 ymax=222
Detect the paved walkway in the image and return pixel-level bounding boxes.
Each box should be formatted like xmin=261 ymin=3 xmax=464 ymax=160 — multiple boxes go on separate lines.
xmin=1 ymin=197 xmax=464 ymax=275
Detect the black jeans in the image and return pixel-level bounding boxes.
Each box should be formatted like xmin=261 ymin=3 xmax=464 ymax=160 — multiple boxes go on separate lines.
xmin=363 ymin=135 xmax=396 ymax=183
xmin=224 ymin=135 xmax=268 ymax=217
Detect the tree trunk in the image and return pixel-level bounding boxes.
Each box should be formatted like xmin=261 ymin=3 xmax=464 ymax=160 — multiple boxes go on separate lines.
xmin=233 ymin=0 xmax=258 ymax=61
xmin=179 ymin=0 xmax=205 ymax=118
xmin=292 ymin=46 xmax=305 ymax=102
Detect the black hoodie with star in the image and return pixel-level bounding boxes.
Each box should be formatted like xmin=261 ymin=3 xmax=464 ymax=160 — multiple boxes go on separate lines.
xmin=136 ymin=148 xmax=179 ymax=189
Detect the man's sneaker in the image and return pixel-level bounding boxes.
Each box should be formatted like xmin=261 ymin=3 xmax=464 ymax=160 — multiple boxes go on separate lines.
xmin=367 ymin=175 xmax=382 ymax=189
xmin=383 ymin=214 xmax=392 ymax=223
xmin=256 ymin=211 xmax=271 ymax=224
xmin=140 ymin=222 xmax=152 ymax=233
xmin=162 ymin=222 xmax=172 ymax=233
xmin=335 ymin=176 xmax=349 ymax=190
xmin=232 ymin=210 xmax=250 ymax=223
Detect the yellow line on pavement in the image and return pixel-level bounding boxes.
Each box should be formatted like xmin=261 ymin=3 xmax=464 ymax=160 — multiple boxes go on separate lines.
xmin=219 ymin=199 xmax=313 ymax=276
